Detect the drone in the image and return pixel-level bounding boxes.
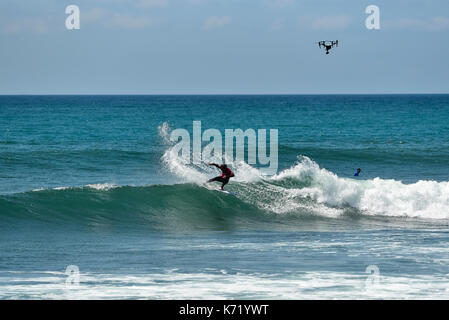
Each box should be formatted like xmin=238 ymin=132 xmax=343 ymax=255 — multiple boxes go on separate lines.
xmin=317 ymin=40 xmax=339 ymax=55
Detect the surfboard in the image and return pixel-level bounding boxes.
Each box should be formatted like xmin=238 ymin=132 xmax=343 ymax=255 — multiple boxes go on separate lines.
xmin=215 ymin=189 xmax=239 ymax=197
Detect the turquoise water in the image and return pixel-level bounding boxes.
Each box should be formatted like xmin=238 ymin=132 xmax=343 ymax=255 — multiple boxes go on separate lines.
xmin=1 ymin=95 xmax=449 ymax=299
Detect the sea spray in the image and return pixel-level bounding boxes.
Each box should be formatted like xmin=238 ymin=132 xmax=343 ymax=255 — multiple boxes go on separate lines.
xmin=159 ymin=121 xmax=278 ymax=176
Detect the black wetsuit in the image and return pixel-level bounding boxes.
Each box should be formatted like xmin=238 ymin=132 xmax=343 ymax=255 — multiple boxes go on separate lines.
xmin=208 ymin=167 xmax=234 ymax=189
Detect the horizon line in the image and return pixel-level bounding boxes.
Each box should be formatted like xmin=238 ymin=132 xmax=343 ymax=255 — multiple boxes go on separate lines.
xmin=1 ymin=93 xmax=448 ymax=96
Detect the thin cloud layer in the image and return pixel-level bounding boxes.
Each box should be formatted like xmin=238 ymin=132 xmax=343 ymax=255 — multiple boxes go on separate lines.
xmin=386 ymin=16 xmax=449 ymax=31
xmin=203 ymin=16 xmax=231 ymax=30
xmin=137 ymin=0 xmax=169 ymax=7
xmin=0 ymin=18 xmax=49 ymax=35
xmin=266 ymin=0 xmax=296 ymax=8
xmin=106 ymin=14 xmax=155 ymax=29
xmin=305 ymin=15 xmax=353 ymax=31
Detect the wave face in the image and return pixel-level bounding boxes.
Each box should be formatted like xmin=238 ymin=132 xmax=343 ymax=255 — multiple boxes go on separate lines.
xmin=2 ymin=119 xmax=449 ymax=228
xmin=2 ymin=156 xmax=448 ymax=231
xmin=0 ymin=183 xmax=265 ymax=231
xmin=159 ymin=119 xmax=449 ymax=221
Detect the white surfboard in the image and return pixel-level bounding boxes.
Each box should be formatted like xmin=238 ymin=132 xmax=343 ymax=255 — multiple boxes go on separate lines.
xmin=215 ymin=189 xmax=239 ymax=197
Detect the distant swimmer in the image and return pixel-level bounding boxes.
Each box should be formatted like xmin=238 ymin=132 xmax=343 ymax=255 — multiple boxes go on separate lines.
xmin=354 ymin=168 xmax=361 ymax=176
xmin=207 ymin=163 xmax=235 ymax=190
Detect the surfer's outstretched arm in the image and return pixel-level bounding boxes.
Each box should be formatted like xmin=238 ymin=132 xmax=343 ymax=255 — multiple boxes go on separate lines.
xmin=208 ymin=163 xmax=220 ymax=168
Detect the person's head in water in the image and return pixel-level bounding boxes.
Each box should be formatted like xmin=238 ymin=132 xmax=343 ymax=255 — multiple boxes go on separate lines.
xmin=357 ymin=168 xmax=361 ymax=173
xmin=220 ymin=164 xmax=227 ymax=170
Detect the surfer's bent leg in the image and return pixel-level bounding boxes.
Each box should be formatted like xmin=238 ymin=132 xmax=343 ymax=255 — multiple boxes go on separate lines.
xmin=207 ymin=176 xmax=230 ymax=190
xmin=221 ymin=177 xmax=230 ymax=190
xmin=207 ymin=176 xmax=225 ymax=183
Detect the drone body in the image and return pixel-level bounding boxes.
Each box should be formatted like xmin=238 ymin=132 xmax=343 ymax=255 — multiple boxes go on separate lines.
xmin=317 ymin=40 xmax=339 ymax=54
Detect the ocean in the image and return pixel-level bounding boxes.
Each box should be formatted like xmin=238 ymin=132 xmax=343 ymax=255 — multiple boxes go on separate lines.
xmin=1 ymin=94 xmax=449 ymax=299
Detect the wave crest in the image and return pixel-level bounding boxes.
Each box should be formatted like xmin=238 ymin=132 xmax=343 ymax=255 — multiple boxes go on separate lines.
xmin=2 ymin=155 xmax=448 ymax=229
xmin=160 ymin=140 xmax=449 ymax=220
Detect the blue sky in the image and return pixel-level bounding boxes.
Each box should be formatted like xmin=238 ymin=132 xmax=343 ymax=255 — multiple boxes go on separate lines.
xmin=0 ymin=0 xmax=448 ymax=94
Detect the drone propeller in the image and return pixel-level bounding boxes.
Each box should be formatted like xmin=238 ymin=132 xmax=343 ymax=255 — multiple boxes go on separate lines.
xmin=318 ymin=40 xmax=338 ymax=45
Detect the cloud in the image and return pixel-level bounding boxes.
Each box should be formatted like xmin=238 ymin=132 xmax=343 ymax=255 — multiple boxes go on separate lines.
xmin=91 ymin=0 xmax=168 ymax=7
xmin=83 ymin=8 xmax=107 ymax=23
xmin=69 ymin=7 xmax=158 ymax=30
xmin=203 ymin=16 xmax=231 ymax=30
xmin=271 ymin=18 xmax=285 ymax=30
xmin=137 ymin=0 xmax=169 ymax=7
xmin=266 ymin=0 xmax=296 ymax=8
xmin=77 ymin=7 xmax=159 ymax=30
xmin=185 ymin=0 xmax=205 ymax=4
xmin=386 ymin=17 xmax=449 ymax=31
xmin=299 ymin=15 xmax=352 ymax=31
xmin=106 ymin=14 xmax=154 ymax=29
xmin=0 ymin=18 xmax=49 ymax=35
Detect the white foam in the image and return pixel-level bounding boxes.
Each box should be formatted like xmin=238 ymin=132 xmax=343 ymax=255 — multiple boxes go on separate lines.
xmin=85 ymin=183 xmax=118 ymax=191
xmin=53 ymin=186 xmax=71 ymax=190
xmin=271 ymin=156 xmax=449 ymax=219
xmin=157 ymin=121 xmax=172 ymax=145
xmin=1 ymin=270 xmax=449 ymax=299
xmin=159 ymin=129 xmax=449 ymax=220
xmin=159 ymin=125 xmax=262 ymax=185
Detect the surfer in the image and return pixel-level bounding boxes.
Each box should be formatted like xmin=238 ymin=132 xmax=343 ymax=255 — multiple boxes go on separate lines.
xmin=354 ymin=168 xmax=361 ymax=176
xmin=207 ymin=163 xmax=235 ymax=190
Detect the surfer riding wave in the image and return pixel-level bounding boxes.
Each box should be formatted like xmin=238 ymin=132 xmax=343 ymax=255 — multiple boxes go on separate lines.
xmin=207 ymin=163 xmax=235 ymax=190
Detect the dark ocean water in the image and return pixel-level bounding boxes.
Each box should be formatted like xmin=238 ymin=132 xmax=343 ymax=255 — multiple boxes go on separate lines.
xmin=1 ymin=95 xmax=449 ymax=299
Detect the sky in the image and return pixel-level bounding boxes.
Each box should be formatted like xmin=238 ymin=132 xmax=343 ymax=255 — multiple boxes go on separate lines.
xmin=0 ymin=0 xmax=448 ymax=94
